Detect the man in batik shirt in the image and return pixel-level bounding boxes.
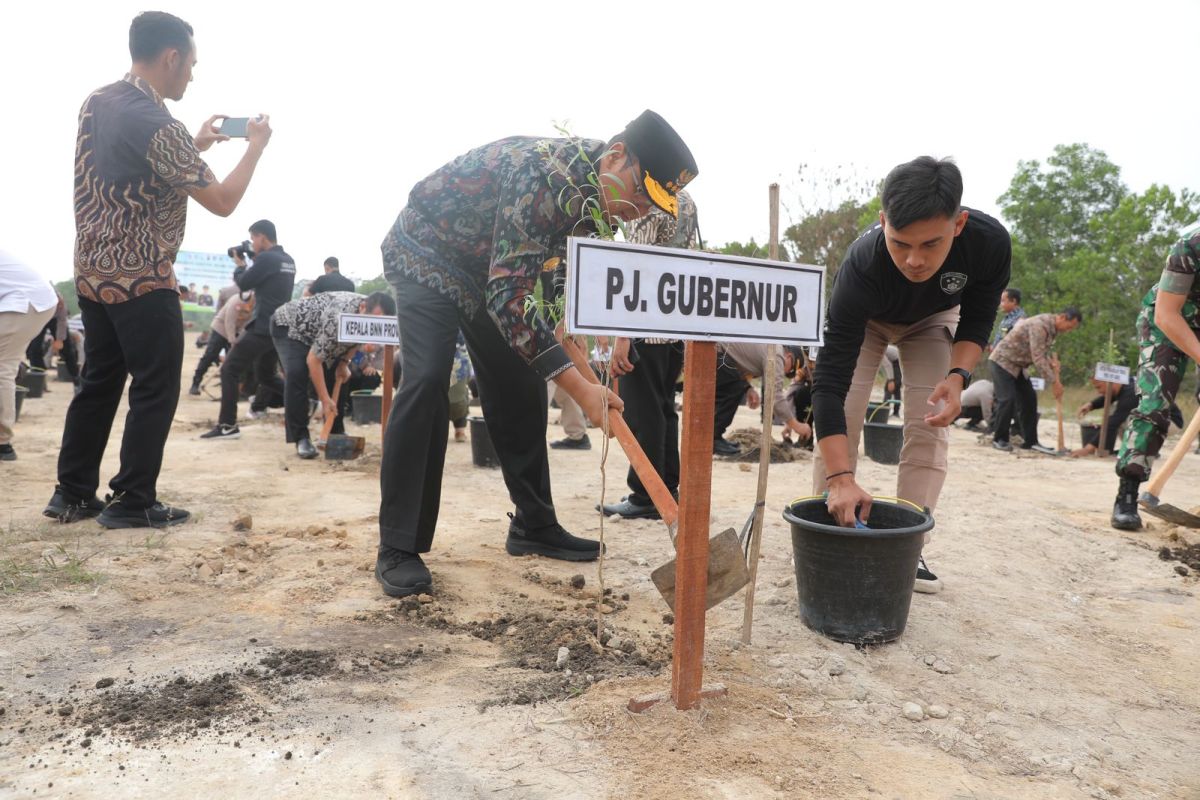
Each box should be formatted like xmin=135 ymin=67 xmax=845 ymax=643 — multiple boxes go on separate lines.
xmin=376 ymin=110 xmax=699 ymax=597
xmin=1112 ymin=224 xmax=1200 ymax=530
xmin=45 ymin=11 xmax=272 ymax=529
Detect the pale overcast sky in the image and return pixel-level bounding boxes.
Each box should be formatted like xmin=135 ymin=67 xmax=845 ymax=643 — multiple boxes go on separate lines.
xmin=2 ymin=0 xmax=1198 ymax=285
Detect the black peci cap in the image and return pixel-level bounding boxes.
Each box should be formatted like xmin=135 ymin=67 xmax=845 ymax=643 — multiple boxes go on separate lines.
xmin=619 ymin=110 xmax=698 ymax=218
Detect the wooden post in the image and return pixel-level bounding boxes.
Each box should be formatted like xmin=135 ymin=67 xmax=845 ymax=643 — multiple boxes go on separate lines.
xmin=741 ymin=183 xmax=780 ymax=645
xmin=1098 ymin=388 xmax=1113 ymax=457
xmin=672 ymin=340 xmax=717 ymax=710
xmin=381 ymin=344 xmax=395 ymax=451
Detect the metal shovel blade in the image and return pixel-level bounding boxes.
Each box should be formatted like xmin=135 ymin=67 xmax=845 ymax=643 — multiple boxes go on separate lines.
xmin=650 ymin=528 xmax=751 ymax=612
xmin=1139 ymin=492 xmax=1200 ymax=528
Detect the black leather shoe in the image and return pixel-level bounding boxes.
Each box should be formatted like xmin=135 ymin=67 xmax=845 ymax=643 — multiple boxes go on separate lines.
xmin=1111 ymin=477 xmax=1143 ymax=531
xmin=43 ymin=487 xmax=106 ymax=523
xmin=550 ymin=435 xmax=591 ymax=450
xmin=297 ymin=438 xmax=318 ymax=459
xmin=0 ymin=444 xmax=15 ymax=462
xmin=713 ymin=438 xmax=741 ymax=456
xmin=505 ymin=514 xmax=602 ymax=561
xmin=97 ymin=502 xmax=190 ymax=529
xmin=376 ymin=547 xmax=432 ymax=597
xmin=598 ymin=496 xmax=660 ymax=520
xmin=188 ymin=383 xmax=201 ymax=396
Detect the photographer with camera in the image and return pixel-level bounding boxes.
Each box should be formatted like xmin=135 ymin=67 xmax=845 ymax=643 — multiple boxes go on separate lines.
xmin=45 ymin=12 xmax=273 ymax=528
xmin=201 ymin=220 xmax=295 ymax=440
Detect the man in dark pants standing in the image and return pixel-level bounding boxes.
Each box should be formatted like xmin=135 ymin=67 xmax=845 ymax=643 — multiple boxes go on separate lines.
xmin=600 ymin=191 xmax=697 ymax=518
xmin=45 ymin=11 xmax=271 ymax=528
xmin=271 ymin=290 xmax=394 ymax=458
xmin=201 ymin=220 xmax=295 ymax=440
xmin=987 ymin=309 xmax=1081 ymax=453
xmin=376 ymin=110 xmax=698 ymax=597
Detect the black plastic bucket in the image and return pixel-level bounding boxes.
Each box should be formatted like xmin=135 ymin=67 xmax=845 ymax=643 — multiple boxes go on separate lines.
xmin=863 ymin=422 xmax=903 ymax=464
xmin=865 ymin=402 xmax=890 ymax=423
xmin=469 ymin=416 xmax=499 ymax=468
xmin=19 ymin=367 xmax=46 ymax=399
xmin=14 ymin=385 xmax=29 ymax=421
xmin=784 ymin=497 xmax=934 ymax=644
xmin=56 ymin=362 xmax=73 ymax=382
xmin=1080 ymin=422 xmax=1100 ymax=448
xmin=351 ymin=391 xmax=382 ymax=425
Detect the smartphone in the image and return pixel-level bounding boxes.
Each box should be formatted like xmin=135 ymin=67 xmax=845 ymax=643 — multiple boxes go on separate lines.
xmin=220 ymin=117 xmax=251 ymax=138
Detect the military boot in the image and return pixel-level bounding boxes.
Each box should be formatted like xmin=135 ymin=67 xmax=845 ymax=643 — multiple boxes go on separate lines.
xmin=1110 ymin=476 xmax=1143 ymax=531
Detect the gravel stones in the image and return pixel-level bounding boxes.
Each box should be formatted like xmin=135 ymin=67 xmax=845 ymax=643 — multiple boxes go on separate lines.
xmin=555 ymin=647 xmax=569 ymax=669
xmin=902 ymin=702 xmax=925 ymax=721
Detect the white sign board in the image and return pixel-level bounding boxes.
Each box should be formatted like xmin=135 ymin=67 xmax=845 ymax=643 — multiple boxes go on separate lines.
xmin=1094 ymin=362 xmax=1131 ymax=385
xmin=1030 ymin=377 xmax=1046 ymax=391
xmin=338 ymin=313 xmax=400 ymax=346
xmin=565 ymin=237 xmax=825 ymax=345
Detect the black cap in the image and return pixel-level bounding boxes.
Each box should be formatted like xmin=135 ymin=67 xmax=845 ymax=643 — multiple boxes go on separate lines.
xmin=619 ymin=110 xmax=698 ymax=218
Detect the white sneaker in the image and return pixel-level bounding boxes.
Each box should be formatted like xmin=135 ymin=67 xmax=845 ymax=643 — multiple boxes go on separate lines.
xmin=914 ymin=555 xmax=942 ymax=594
xmin=246 ymin=409 xmax=268 ymax=420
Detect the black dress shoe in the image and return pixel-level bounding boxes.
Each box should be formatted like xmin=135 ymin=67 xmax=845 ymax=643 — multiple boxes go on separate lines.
xmin=713 ymin=438 xmax=741 ymax=456
xmin=297 ymin=438 xmax=318 ymax=459
xmin=598 ymin=496 xmax=660 ymax=520
xmin=505 ymin=514 xmax=602 ymax=561
xmin=97 ymin=502 xmax=191 ymax=529
xmin=43 ymin=487 xmax=106 ymax=523
xmin=188 ymin=383 xmax=201 ymax=396
xmin=376 ymin=547 xmax=433 ymax=597
xmin=0 ymin=444 xmax=15 ymax=462
xmin=549 ymin=435 xmax=591 ymax=450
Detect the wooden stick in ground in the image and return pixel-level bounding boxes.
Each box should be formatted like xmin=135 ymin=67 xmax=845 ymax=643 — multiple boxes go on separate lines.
xmin=1053 ymin=360 xmax=1065 ymax=452
xmin=320 ymin=376 xmax=346 ymax=442
xmin=741 ymin=182 xmax=780 ymax=645
xmin=381 ymin=344 xmax=395 ymax=452
xmin=672 ymin=340 xmax=717 ymax=710
xmin=1098 ymin=384 xmax=1113 ymax=457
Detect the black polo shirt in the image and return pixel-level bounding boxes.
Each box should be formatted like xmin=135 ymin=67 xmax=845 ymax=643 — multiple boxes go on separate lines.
xmin=813 ymin=209 xmax=1011 ymax=439
xmin=308 ymin=271 xmax=355 ymax=294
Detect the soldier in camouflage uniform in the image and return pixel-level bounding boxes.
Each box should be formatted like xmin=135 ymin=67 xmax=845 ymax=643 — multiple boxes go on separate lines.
xmin=1111 ymin=223 xmax=1200 ymax=530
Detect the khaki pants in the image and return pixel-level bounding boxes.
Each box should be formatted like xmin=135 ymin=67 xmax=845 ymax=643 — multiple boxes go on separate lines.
xmin=547 ymin=382 xmax=586 ymax=440
xmin=813 ymin=307 xmax=959 ymax=512
xmin=1 ymin=304 xmax=56 ymax=445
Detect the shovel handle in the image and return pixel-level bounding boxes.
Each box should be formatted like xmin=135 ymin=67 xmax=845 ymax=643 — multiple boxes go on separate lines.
xmin=320 ymin=376 xmax=345 ymax=442
xmin=1146 ymin=407 xmax=1200 ymax=499
xmin=561 ymin=337 xmax=679 ymax=527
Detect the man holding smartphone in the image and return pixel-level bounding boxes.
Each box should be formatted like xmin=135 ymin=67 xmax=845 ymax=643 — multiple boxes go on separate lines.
xmin=811 ymin=157 xmax=1011 ymax=593
xmin=45 ymin=11 xmax=272 ymax=528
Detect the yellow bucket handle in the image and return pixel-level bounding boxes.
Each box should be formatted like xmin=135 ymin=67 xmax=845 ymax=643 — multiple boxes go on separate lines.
xmin=791 ymin=494 xmax=926 ymax=514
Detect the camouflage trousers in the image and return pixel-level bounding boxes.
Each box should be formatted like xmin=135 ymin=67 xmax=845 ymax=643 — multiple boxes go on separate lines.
xmin=1116 ymin=304 xmax=1199 ymax=480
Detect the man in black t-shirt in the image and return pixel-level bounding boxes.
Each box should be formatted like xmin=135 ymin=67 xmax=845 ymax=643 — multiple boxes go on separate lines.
xmin=811 ymin=157 xmax=1011 ymax=593
xmin=306 ymin=257 xmax=355 ymax=295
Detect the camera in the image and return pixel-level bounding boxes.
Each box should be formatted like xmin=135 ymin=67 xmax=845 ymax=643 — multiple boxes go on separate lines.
xmin=227 ymin=240 xmax=253 ymax=260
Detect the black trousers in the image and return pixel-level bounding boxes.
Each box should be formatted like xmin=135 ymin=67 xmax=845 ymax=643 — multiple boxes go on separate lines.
xmin=989 ymin=362 xmax=1039 ymax=446
xmin=192 ymin=330 xmax=229 ymax=387
xmin=957 ymin=406 xmax=985 ymax=425
xmin=713 ymin=357 xmax=750 ymax=440
xmin=619 ymin=342 xmax=683 ymax=506
xmin=218 ymin=326 xmax=282 ymax=426
xmin=271 ymin=325 xmax=313 ymax=443
xmin=380 ymin=277 xmax=555 ymax=553
xmin=57 ymin=291 xmax=183 ymax=509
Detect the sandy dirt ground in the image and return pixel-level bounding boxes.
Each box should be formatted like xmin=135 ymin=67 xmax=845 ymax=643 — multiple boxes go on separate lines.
xmin=2 ymin=335 xmax=1199 ymax=800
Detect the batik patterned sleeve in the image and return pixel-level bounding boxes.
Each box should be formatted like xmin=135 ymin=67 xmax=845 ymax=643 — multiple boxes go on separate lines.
xmin=484 ymin=162 xmax=573 ymax=380
xmin=1159 ymin=229 xmax=1200 ymax=296
xmin=147 ymin=120 xmax=215 ymax=191
xmin=1028 ymin=318 xmax=1057 ymax=379
xmin=310 ymin=303 xmax=350 ymax=365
